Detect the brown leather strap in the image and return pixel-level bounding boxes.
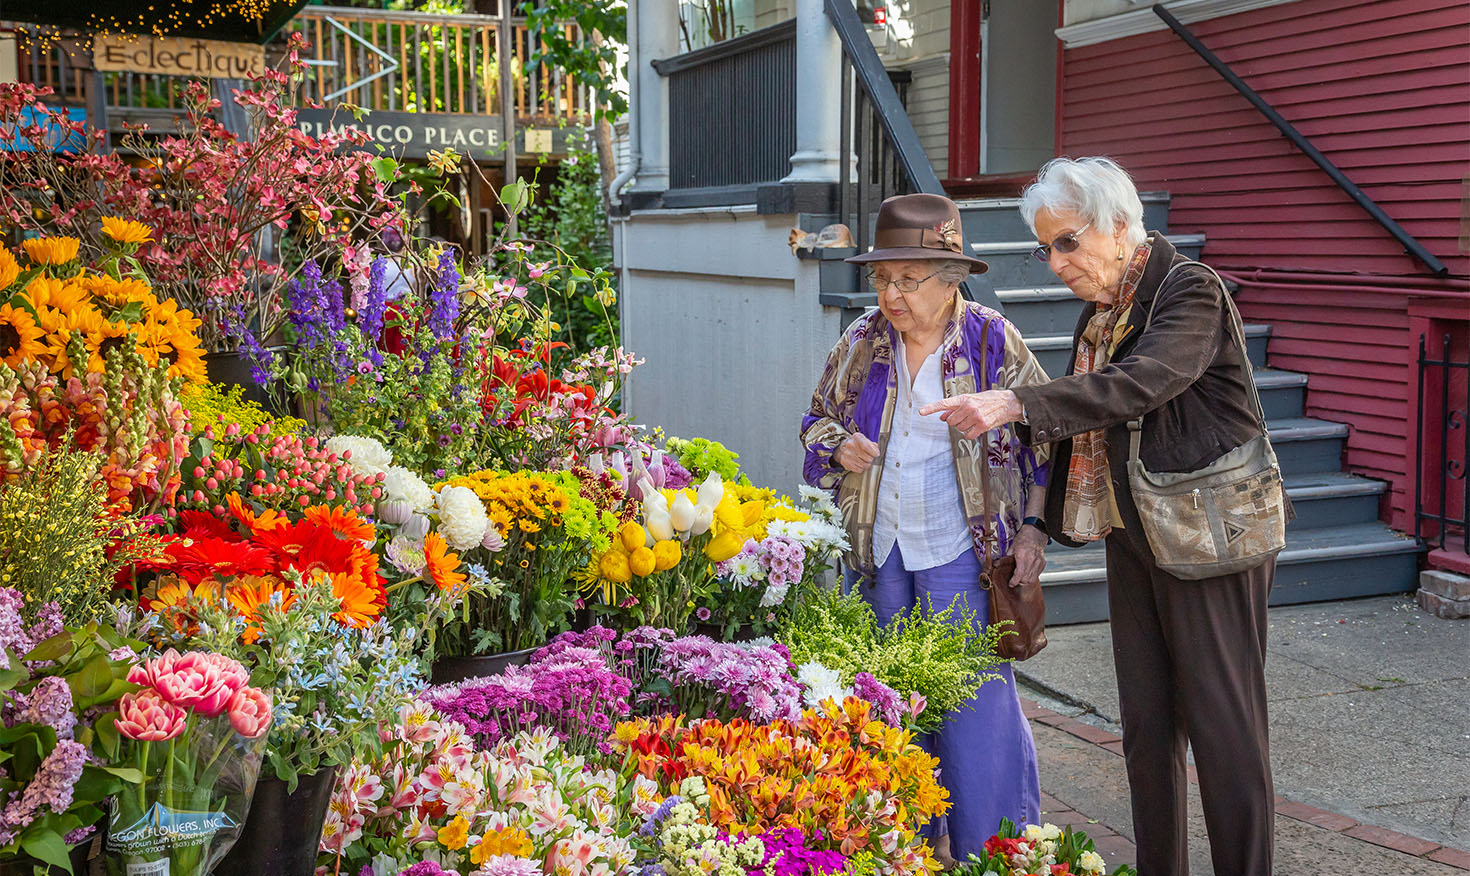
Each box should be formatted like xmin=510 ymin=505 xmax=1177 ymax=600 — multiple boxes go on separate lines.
xmin=873 ymin=225 xmax=965 ymax=255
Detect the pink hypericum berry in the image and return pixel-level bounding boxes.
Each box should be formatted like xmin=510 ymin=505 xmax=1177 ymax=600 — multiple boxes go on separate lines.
xmin=245 ymin=433 xmax=259 ymax=445
xmin=205 ymin=477 xmax=218 ymax=490
xmin=213 ymin=505 xmax=226 ymax=516
xmin=192 ymin=490 xmax=206 ymax=502
xmin=298 ymin=495 xmax=310 ymax=507
xmin=193 ymin=466 xmax=205 ymax=478
xmin=251 ymin=484 xmax=264 ymax=497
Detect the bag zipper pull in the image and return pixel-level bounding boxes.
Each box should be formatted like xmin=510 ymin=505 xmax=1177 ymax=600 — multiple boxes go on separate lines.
xmin=1192 ymin=488 xmax=1201 ymax=510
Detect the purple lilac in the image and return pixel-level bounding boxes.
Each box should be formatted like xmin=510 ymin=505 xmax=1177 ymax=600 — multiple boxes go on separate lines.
xmin=10 ymin=677 xmax=76 ymax=739
xmin=0 ymin=739 xmax=86 ymax=835
xmin=427 ymin=249 xmax=460 ymax=341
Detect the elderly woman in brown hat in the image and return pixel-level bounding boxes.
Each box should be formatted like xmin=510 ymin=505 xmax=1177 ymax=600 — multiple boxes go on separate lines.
xmin=937 ymin=157 xmax=1280 ymax=876
xmin=800 ymin=193 xmax=1051 ymax=859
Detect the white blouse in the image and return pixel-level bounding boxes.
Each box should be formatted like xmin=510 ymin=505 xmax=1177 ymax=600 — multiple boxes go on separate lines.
xmin=872 ymin=335 xmax=973 ymax=571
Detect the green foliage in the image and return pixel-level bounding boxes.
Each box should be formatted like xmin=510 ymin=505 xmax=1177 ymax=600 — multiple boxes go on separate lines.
xmin=522 ymin=0 xmax=627 ymax=121
xmin=519 ymin=150 xmax=619 ymax=353
xmin=177 ymin=381 xmax=305 ymax=438
xmin=780 ymin=583 xmax=1006 ymax=733
xmin=0 ymin=447 xmax=162 ymax=626
xmin=664 ymin=436 xmax=742 ymax=484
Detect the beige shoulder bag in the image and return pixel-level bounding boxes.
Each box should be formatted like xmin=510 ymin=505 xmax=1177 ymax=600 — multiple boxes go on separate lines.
xmin=1126 ymin=261 xmax=1290 ymax=580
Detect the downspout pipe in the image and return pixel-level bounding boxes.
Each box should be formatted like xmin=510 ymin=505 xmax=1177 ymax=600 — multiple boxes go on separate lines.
xmin=607 ymin=0 xmax=640 ymax=210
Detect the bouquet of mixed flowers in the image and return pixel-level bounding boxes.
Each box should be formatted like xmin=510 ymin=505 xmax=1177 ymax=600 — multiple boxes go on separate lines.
xmin=615 ymin=698 xmax=950 ymax=875
xmin=0 ymin=588 xmax=141 ymax=874
xmin=104 ymin=649 xmax=272 ymax=876
xmin=780 ymin=582 xmax=1006 ymax=734
xmin=318 ymin=707 xmax=638 ymax=875
xmin=952 ymin=819 xmax=1138 ymax=876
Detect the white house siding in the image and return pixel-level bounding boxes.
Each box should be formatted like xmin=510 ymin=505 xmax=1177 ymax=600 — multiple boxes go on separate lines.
xmin=613 ymin=207 xmax=844 ymax=495
xmin=882 ymin=0 xmax=952 ymax=179
xmin=753 ymin=0 xmax=795 ymax=31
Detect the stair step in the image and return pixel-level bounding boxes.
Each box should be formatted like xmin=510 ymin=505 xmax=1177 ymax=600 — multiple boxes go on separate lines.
xmin=1025 ymin=323 xmax=1270 ymax=376
xmin=1255 ymin=368 xmax=1309 ymax=420
xmin=1038 ymin=522 xmax=1422 ymax=624
xmin=971 ymin=233 xmax=1206 ymax=288
xmin=956 ymin=191 xmax=1173 ymax=243
xmin=1282 ymin=472 xmax=1387 ymax=529
xmin=995 ymin=286 xmax=1083 ymax=336
xmin=1264 ymin=416 xmax=1348 ymax=474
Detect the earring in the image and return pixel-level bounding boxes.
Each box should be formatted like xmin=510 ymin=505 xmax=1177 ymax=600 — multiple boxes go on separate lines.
xmin=1117 ymin=244 xmax=1125 ymax=261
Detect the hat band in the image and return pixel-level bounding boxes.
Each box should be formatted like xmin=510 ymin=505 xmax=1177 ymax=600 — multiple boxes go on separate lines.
xmin=872 ymin=226 xmax=964 ymax=255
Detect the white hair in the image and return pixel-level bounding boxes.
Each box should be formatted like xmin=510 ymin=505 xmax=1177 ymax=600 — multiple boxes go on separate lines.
xmin=1019 ymin=157 xmax=1147 ymax=249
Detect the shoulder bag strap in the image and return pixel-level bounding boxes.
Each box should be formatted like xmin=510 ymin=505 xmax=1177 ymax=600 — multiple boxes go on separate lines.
xmin=1127 ymin=261 xmax=1268 ymax=467
xmin=971 ymin=313 xmax=999 ymax=565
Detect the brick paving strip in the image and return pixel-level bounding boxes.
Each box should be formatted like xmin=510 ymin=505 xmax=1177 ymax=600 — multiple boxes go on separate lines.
xmin=1020 ymin=697 xmax=1470 ymax=872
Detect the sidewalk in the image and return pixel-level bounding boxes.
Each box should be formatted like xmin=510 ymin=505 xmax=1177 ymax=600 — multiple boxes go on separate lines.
xmin=1014 ymin=592 xmax=1470 ymax=875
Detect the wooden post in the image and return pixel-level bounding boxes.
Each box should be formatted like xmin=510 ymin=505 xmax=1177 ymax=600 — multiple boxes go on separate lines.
xmin=498 ymin=0 xmax=518 ymax=237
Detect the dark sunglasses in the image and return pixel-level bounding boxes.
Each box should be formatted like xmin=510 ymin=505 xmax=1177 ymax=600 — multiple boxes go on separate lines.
xmin=1031 ymin=222 xmax=1091 ymax=262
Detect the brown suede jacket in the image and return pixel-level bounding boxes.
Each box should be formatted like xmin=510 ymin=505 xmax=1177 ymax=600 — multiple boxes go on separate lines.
xmin=1012 ymin=234 xmax=1263 ymax=552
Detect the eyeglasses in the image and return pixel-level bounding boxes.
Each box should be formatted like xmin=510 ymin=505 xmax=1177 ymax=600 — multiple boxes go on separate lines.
xmin=867 ymin=269 xmax=941 ymax=294
xmin=1031 ymin=222 xmax=1091 ymax=262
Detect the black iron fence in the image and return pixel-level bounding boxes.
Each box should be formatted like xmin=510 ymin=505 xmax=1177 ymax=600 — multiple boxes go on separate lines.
xmin=655 ymin=19 xmax=796 ymax=190
xmin=1415 ymin=332 xmax=1469 ymax=554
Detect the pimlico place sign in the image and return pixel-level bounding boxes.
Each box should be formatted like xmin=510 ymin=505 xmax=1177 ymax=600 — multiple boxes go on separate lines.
xmin=294 ymin=109 xmax=574 ymax=161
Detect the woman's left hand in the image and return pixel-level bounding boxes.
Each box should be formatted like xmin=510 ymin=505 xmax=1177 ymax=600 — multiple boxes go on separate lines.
xmin=1012 ymin=523 xmax=1047 ymax=588
xmin=919 ymin=390 xmax=1023 ymax=440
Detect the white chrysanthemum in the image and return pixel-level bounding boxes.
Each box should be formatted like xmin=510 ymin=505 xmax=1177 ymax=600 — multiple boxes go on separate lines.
xmin=726 ymin=554 xmax=763 ymax=586
xmin=324 ymin=435 xmax=392 ymax=476
xmin=796 ymin=660 xmax=851 ymax=709
xmin=380 ymin=465 xmax=434 ymax=512
xmin=434 ymin=485 xmax=490 ymax=551
xmin=759 ymin=582 xmax=790 ymax=608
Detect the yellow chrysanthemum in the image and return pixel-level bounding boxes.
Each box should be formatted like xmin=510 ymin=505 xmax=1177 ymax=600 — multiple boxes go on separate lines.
xmin=0 ymin=246 xmax=19 ymax=291
xmin=100 ymin=217 xmax=154 ymax=245
xmin=0 ymin=303 xmax=45 ymax=367
xmin=21 ymin=236 xmax=79 ymax=266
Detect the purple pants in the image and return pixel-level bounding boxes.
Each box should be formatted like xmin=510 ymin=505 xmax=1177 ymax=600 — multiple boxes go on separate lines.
xmin=847 ymin=545 xmax=1041 ymax=857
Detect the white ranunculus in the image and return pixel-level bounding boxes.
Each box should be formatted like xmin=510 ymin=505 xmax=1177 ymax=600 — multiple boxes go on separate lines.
xmin=324 ymin=435 xmax=392 ymax=476
xmin=380 ymin=465 xmax=434 ymax=512
xmin=434 ymin=485 xmax=490 ymax=551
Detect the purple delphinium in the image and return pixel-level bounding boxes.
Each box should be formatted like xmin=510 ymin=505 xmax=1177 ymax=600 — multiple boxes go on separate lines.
xmin=359 ymin=256 xmax=390 ymax=338
xmin=427 ymin=249 xmax=461 ymax=341
xmin=233 ymin=312 xmax=276 ymax=387
xmin=286 ymin=260 xmax=342 ymax=350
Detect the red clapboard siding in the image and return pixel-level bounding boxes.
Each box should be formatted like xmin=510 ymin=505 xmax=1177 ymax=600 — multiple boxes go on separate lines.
xmin=1060 ymin=0 xmax=1470 ymax=278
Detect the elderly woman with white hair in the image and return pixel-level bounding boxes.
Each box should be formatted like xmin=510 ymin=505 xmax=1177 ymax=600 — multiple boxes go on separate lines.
xmin=928 ymin=157 xmax=1279 ymax=876
xmin=801 ymin=193 xmax=1051 ymax=862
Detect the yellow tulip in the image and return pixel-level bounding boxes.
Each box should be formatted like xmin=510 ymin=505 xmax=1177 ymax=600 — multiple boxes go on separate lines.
xmin=653 ymin=539 xmax=682 ymax=571
xmin=599 ymin=550 xmax=632 ymax=584
xmin=705 ymin=530 xmax=745 ymax=562
xmin=629 ymin=546 xmax=657 ymax=577
xmin=620 ymin=520 xmax=647 ymax=552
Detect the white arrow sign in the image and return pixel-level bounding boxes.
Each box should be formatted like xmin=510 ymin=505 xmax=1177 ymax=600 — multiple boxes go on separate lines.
xmin=321 ymin=16 xmax=401 ymax=103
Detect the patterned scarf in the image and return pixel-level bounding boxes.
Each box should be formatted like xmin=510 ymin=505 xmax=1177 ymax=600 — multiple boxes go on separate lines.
xmin=1060 ymin=242 xmax=1152 ymax=543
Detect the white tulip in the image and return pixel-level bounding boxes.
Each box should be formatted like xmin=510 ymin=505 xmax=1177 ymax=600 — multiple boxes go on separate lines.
xmin=695 ymin=471 xmax=724 ymax=511
xmin=646 ymin=508 xmax=675 ymax=542
xmin=669 ymin=491 xmax=696 ymax=532
xmin=690 ymin=505 xmax=714 ymax=536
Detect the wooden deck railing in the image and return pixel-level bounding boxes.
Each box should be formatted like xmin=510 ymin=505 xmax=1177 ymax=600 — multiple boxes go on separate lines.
xmin=18 ymin=6 xmax=590 ymax=124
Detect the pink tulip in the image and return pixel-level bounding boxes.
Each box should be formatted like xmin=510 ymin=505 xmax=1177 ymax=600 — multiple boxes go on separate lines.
xmin=226 ymin=687 xmax=272 ymax=739
xmin=117 ymin=689 xmax=187 ymax=741
xmin=148 ymin=650 xmax=250 ymax=717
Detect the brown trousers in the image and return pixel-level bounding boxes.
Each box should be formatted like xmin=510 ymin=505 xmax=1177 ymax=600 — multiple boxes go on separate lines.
xmin=1105 ymin=532 xmax=1275 ymax=876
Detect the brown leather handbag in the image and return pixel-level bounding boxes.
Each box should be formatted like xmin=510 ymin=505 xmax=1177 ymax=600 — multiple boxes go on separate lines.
xmin=973 ymin=320 xmax=1047 ymax=662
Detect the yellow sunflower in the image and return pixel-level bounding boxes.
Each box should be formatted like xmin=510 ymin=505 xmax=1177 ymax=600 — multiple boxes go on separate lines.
xmin=81 ymin=317 xmax=134 ymax=373
xmin=22 ymin=276 xmax=86 ymax=312
xmin=0 ymin=246 xmax=19 ymax=291
xmin=0 ymin=303 xmax=45 ymax=367
xmin=21 ymin=236 xmax=79 ymax=266
xmin=100 ymin=217 xmax=154 ymax=246
xmin=81 ymin=274 xmax=153 ymax=309
xmin=169 ymin=341 xmax=207 ymax=384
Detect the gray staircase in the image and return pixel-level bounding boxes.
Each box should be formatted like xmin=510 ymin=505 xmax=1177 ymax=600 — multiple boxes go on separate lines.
xmin=954 ymin=194 xmax=1423 ymax=623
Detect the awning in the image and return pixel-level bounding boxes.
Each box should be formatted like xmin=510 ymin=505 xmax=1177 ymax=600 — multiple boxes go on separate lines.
xmin=0 ymin=0 xmax=310 ymax=44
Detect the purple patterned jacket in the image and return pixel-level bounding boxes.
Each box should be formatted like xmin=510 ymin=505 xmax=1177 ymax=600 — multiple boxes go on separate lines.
xmin=800 ymin=295 xmax=1051 ymax=579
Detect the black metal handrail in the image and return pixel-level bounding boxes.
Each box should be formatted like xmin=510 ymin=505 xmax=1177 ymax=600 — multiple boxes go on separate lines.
xmin=1415 ymin=333 xmax=1469 ymax=554
xmin=1154 ymin=4 xmax=1448 ymax=277
xmin=825 ymin=0 xmax=998 ymax=308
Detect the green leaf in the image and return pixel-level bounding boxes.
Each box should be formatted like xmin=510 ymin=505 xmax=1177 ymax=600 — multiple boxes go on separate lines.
xmin=24 ymin=633 xmax=73 ymax=665
xmin=372 ymin=156 xmax=399 ymax=183
xmin=94 ymin=712 xmax=120 ymax=760
xmin=101 ymin=765 xmax=144 ymax=783
xmin=69 ymin=653 xmax=114 ymax=701
xmin=0 ymin=660 xmax=26 ymax=693
xmin=71 ymin=765 xmax=124 ymax=803
xmin=18 ymin=830 xmax=70 ymax=872
xmin=114 ymin=300 xmax=144 ymax=323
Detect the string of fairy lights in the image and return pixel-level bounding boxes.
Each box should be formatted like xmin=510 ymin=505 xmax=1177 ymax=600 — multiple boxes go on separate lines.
xmin=10 ymin=0 xmax=299 ymax=53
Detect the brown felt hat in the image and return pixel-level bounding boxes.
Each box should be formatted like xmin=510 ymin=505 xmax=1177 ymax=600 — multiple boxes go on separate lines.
xmin=844 ymin=193 xmax=988 ymax=273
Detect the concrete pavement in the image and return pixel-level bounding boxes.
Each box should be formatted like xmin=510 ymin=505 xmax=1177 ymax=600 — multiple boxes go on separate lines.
xmin=1014 ymin=592 xmax=1470 ymax=875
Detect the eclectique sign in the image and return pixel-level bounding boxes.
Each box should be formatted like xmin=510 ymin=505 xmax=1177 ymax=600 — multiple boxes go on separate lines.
xmin=294 ymin=108 xmax=575 ymax=161
xmin=93 ymin=34 xmax=267 ymax=78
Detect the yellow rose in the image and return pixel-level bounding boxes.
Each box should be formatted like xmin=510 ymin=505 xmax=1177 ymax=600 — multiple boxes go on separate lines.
xmin=705 ymin=530 xmax=745 ymax=562
xmin=600 ymin=549 xmax=632 ymax=584
xmin=620 ymin=520 xmax=647 ymax=552
xmin=629 ymin=546 xmax=657 ymax=577
xmin=652 ymin=539 xmax=682 ymax=571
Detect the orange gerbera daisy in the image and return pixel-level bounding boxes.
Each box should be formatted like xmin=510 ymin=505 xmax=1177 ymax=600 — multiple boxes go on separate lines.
xmin=304 ymin=504 xmax=376 ymax=543
xmin=423 ymin=531 xmax=467 ymax=596
xmin=21 ymin=236 xmax=79 ymax=266
xmin=226 ymin=574 xmax=295 ymax=643
xmin=227 ymin=492 xmax=288 ymax=535
xmin=0 ymin=303 xmax=45 ymax=367
xmin=141 ymin=575 xmax=225 ymax=614
xmin=0 ymin=246 xmax=19 ymax=291
xmin=318 ymin=569 xmax=385 ymax=627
